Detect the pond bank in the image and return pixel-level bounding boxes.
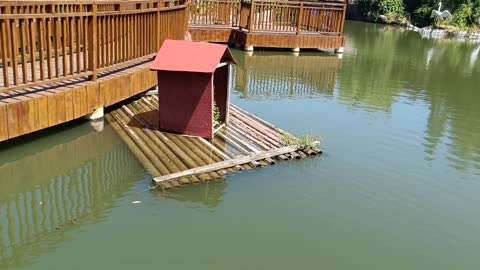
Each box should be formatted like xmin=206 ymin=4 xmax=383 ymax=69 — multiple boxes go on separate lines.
xmin=346 ymin=3 xmax=480 ymax=41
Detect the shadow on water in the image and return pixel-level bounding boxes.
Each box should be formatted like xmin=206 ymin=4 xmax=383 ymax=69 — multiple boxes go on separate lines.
xmin=0 ymin=124 xmax=147 ymax=269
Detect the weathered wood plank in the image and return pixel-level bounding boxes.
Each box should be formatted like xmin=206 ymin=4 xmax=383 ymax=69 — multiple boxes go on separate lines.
xmin=37 ymin=94 xmax=49 ymax=129
xmin=0 ymin=105 xmax=9 ymax=140
xmin=46 ymin=92 xmax=58 ymax=126
xmin=6 ymin=102 xmax=20 ymax=138
xmin=86 ymin=83 xmax=99 ymax=112
xmin=153 ymin=146 xmax=299 ymax=183
xmin=64 ymin=88 xmax=74 ymax=121
xmin=55 ymin=90 xmax=66 ymax=123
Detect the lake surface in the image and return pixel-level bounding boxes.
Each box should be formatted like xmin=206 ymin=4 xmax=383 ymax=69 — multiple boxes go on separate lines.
xmin=1 ymin=21 xmax=480 ymax=269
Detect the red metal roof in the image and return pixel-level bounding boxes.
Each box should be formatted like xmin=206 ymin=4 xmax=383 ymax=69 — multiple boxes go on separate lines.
xmin=150 ymin=39 xmax=236 ymax=73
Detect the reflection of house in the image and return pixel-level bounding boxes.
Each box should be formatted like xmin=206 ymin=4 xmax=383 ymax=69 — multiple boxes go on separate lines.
xmin=234 ymin=53 xmax=341 ymax=99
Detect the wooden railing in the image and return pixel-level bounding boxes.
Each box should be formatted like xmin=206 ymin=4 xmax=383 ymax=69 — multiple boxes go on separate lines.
xmin=248 ymin=0 xmax=346 ymax=35
xmin=190 ymin=0 xmax=346 ymax=36
xmin=0 ymin=0 xmax=189 ymax=93
xmin=0 ymin=0 xmax=344 ymax=93
xmin=189 ymin=0 xmax=241 ymax=27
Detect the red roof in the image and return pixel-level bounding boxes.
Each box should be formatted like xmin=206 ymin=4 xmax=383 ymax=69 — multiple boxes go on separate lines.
xmin=150 ymin=40 xmax=236 ymax=73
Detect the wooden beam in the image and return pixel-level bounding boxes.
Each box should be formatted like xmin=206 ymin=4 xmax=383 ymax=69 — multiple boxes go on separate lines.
xmin=153 ymin=146 xmax=299 ymax=183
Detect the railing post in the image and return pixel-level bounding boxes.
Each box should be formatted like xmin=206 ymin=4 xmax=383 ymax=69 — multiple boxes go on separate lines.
xmin=157 ymin=0 xmax=161 ymax=48
xmin=249 ymin=0 xmax=255 ymax=32
xmin=88 ymin=2 xmax=98 ymax=81
xmin=296 ymin=3 xmax=303 ymax=35
xmin=339 ymin=4 xmax=346 ymax=35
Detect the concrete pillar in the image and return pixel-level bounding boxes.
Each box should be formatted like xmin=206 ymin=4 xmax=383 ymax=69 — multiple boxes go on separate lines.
xmin=334 ymin=47 xmax=344 ymax=54
xmin=85 ymin=107 xmax=104 ymax=121
xmin=244 ymin=45 xmax=254 ymax=52
xmin=292 ymin=47 xmax=300 ymax=53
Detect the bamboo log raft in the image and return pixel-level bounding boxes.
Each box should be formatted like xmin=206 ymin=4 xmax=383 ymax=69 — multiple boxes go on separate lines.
xmin=105 ymin=96 xmax=321 ymax=189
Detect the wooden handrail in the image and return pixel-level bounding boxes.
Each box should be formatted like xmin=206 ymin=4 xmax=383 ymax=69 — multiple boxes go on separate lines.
xmin=0 ymin=0 xmax=344 ymax=93
xmin=189 ymin=0 xmax=346 ymax=36
xmin=0 ymin=0 xmax=190 ymax=93
xmin=246 ymin=0 xmax=346 ymax=35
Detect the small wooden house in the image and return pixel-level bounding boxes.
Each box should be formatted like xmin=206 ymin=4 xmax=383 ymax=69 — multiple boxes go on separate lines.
xmin=150 ymin=40 xmax=236 ymax=139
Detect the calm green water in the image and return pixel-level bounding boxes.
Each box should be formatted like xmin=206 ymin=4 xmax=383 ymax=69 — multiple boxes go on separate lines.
xmin=1 ymin=21 xmax=480 ymax=269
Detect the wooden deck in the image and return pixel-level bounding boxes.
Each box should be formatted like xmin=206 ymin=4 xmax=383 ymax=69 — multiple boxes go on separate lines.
xmin=189 ymin=0 xmax=347 ymax=50
xmin=0 ymin=0 xmax=187 ymax=142
xmin=0 ymin=58 xmax=157 ymax=141
xmin=0 ymin=0 xmax=346 ymax=142
xmin=106 ymin=96 xmax=320 ymax=189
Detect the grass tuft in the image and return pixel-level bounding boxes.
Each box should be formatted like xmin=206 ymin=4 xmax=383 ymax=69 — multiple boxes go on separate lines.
xmin=281 ymin=132 xmax=320 ymax=149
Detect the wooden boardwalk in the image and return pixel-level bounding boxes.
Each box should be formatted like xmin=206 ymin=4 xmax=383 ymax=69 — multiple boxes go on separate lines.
xmin=0 ymin=0 xmax=346 ymax=142
xmin=0 ymin=57 xmax=157 ymax=141
xmin=0 ymin=0 xmax=187 ymax=142
xmin=106 ymin=96 xmax=320 ymax=189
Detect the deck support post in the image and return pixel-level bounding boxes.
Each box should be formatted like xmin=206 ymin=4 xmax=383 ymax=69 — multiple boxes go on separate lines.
xmin=85 ymin=107 xmax=104 ymax=120
xmin=335 ymin=47 xmax=344 ymax=54
xmin=244 ymin=45 xmax=254 ymax=51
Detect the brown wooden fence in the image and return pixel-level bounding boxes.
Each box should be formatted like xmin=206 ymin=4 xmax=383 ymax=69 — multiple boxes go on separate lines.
xmin=189 ymin=0 xmax=241 ymax=27
xmin=190 ymin=0 xmax=346 ymax=36
xmin=0 ymin=0 xmax=344 ymax=93
xmin=239 ymin=0 xmax=346 ymax=34
xmin=0 ymin=0 xmax=189 ymax=93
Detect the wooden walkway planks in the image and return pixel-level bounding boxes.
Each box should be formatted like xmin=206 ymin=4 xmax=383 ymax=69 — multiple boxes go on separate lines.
xmin=0 ymin=58 xmax=158 ymax=142
xmin=0 ymin=0 xmax=346 ymax=142
xmin=105 ymin=96 xmax=321 ymax=189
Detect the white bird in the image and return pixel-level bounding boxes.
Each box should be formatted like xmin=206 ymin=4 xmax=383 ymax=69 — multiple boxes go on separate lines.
xmin=431 ymin=2 xmax=453 ymax=20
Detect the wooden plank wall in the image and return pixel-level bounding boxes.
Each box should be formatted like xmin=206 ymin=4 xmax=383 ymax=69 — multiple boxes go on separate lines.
xmin=0 ymin=64 xmax=157 ymax=142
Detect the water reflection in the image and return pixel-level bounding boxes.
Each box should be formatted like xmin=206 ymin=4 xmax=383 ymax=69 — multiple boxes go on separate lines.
xmin=232 ymin=21 xmax=480 ymax=174
xmin=152 ymin=181 xmax=227 ymax=208
xmin=233 ymin=52 xmax=342 ymax=99
xmin=0 ymin=125 xmax=145 ymax=269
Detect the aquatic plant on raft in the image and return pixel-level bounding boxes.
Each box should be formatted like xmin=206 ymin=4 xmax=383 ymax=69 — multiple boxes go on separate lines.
xmin=281 ymin=132 xmax=321 ymax=150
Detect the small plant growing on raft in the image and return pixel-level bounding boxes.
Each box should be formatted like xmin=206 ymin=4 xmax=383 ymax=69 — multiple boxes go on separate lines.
xmin=213 ymin=101 xmax=221 ymax=128
xmin=281 ymin=132 xmax=320 ymax=149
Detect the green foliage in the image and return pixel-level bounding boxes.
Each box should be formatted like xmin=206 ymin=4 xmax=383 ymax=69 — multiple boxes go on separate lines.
xmin=213 ymin=101 xmax=221 ymax=128
xmin=451 ymin=1 xmax=475 ymax=27
xmin=356 ymin=0 xmax=480 ymax=28
xmin=413 ymin=4 xmax=435 ymax=27
xmin=358 ymin=0 xmax=406 ymax=19
xmin=281 ymin=132 xmax=320 ymax=149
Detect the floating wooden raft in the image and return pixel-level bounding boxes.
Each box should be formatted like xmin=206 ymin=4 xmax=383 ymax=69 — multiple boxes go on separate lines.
xmin=105 ymin=96 xmax=321 ymax=189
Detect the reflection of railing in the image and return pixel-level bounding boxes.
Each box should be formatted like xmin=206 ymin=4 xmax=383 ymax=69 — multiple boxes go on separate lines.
xmin=189 ymin=0 xmax=346 ymax=35
xmin=235 ymin=54 xmax=341 ymax=99
xmin=0 ymin=0 xmax=189 ymax=93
